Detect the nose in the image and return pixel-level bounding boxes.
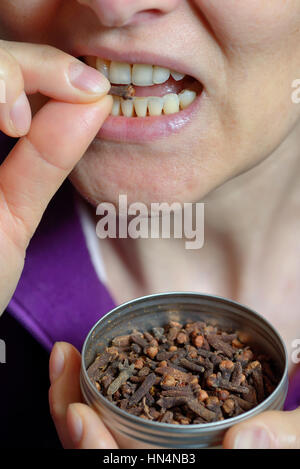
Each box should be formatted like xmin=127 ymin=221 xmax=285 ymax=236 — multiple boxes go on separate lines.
xmin=77 ymin=0 xmax=181 ymax=27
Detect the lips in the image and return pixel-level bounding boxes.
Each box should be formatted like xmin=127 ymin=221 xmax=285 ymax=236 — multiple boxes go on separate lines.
xmin=96 ymin=97 xmax=201 ymax=143
xmin=81 ymin=55 xmax=203 ymax=142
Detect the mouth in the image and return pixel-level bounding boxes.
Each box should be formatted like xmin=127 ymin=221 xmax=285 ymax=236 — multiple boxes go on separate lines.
xmin=81 ymin=56 xmax=203 ymax=142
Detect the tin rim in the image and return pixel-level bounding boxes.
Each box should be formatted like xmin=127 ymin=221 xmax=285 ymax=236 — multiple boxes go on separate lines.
xmin=81 ymin=291 xmax=288 ymax=432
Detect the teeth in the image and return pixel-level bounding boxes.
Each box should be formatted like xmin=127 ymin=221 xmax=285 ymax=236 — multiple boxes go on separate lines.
xmin=163 ymin=93 xmax=180 ymax=115
xmin=171 ymin=70 xmax=185 ymax=81
xmin=110 ymin=90 xmax=197 ymax=117
xmin=109 ymin=61 xmax=131 ymax=85
xmin=134 ymin=97 xmax=148 ymax=117
xmin=87 ymin=57 xmax=187 ymax=86
xmin=86 ymin=57 xmax=198 ymax=117
xmin=132 ymin=64 xmax=153 ymax=86
xmin=111 ymin=96 xmax=121 ymax=116
xmin=179 ymin=90 xmax=197 ymax=109
xmin=153 ymin=66 xmax=170 ymax=85
xmin=121 ymin=98 xmax=134 ymax=117
xmin=148 ymin=97 xmax=164 ymax=116
xmin=96 ymin=58 xmax=110 ymax=79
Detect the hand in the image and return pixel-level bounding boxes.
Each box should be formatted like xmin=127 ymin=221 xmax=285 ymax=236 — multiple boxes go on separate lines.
xmin=49 ymin=342 xmax=119 ymax=449
xmin=0 ymin=40 xmax=112 ymax=314
xmin=224 ymin=407 xmax=300 ymax=449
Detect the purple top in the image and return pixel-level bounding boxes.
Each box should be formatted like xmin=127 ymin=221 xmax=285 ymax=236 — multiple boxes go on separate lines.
xmin=9 ymin=181 xmax=115 ymax=352
xmin=1 ymin=131 xmax=299 ymax=411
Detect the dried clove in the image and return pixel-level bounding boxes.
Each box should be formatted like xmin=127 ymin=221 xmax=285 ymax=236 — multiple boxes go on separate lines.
xmin=207 ymin=334 xmax=235 ymax=358
xmin=110 ymin=84 xmax=135 ymax=100
xmin=219 ymin=360 xmax=235 ymax=381
xmin=179 ymin=358 xmax=205 ymax=374
xmin=107 ymin=362 xmax=135 ymax=396
xmin=131 ymin=332 xmax=149 ymax=348
xmin=231 ymin=361 xmax=243 ymax=386
xmin=129 ymin=373 xmax=157 ymax=406
xmin=155 ymin=366 xmax=193 ymax=383
xmin=88 ymin=319 xmax=280 ymax=425
xmin=207 ymin=373 xmax=249 ymax=394
xmin=112 ymin=335 xmax=131 ymax=347
xmin=160 ymin=410 xmax=174 ymax=423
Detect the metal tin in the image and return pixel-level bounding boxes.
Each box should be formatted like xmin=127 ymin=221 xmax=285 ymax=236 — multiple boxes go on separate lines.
xmin=80 ymin=292 xmax=288 ymax=449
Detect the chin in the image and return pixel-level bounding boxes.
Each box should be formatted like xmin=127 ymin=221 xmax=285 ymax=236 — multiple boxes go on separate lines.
xmin=69 ymin=138 xmax=239 ymax=209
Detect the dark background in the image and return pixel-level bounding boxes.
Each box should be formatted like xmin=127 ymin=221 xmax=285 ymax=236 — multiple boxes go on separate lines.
xmin=0 ymin=312 xmax=61 ymax=448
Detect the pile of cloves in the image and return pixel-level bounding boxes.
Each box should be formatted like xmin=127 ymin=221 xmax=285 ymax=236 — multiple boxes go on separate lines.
xmin=87 ymin=320 xmax=279 ymax=425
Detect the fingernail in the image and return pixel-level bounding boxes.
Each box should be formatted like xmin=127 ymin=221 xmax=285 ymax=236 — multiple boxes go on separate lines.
xmin=68 ymin=62 xmax=110 ymax=94
xmin=233 ymin=426 xmax=272 ymax=449
xmin=10 ymin=91 xmax=31 ymax=136
xmin=50 ymin=342 xmax=65 ymax=383
xmin=68 ymin=405 xmax=83 ymax=445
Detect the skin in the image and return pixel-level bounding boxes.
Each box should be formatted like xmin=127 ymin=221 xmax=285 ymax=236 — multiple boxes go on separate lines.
xmin=0 ymin=0 xmax=300 ymax=449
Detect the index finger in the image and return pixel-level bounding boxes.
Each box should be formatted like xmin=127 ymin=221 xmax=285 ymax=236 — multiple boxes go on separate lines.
xmin=0 ymin=41 xmax=110 ymax=103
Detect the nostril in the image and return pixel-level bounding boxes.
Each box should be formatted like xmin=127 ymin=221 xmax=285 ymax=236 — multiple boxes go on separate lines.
xmin=130 ymin=9 xmax=163 ymax=24
xmin=106 ymin=9 xmax=162 ymax=28
xmin=138 ymin=9 xmax=162 ymax=17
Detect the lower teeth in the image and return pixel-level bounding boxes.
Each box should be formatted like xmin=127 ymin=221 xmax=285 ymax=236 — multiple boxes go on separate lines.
xmin=110 ymin=90 xmax=197 ymax=117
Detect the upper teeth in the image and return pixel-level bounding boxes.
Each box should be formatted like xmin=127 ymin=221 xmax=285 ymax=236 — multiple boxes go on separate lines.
xmin=96 ymin=58 xmax=185 ymax=86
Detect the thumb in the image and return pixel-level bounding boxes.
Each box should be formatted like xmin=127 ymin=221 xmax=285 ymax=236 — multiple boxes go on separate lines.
xmin=67 ymin=403 xmax=119 ymax=449
xmin=223 ymin=408 xmax=300 ymax=449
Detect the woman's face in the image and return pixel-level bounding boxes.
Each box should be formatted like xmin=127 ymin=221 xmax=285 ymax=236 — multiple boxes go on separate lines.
xmin=1 ymin=0 xmax=300 ymax=206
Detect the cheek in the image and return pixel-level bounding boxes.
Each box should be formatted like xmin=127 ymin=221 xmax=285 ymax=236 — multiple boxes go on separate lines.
xmin=193 ymin=0 xmax=300 ymax=46
xmin=0 ymin=0 xmax=61 ymax=39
